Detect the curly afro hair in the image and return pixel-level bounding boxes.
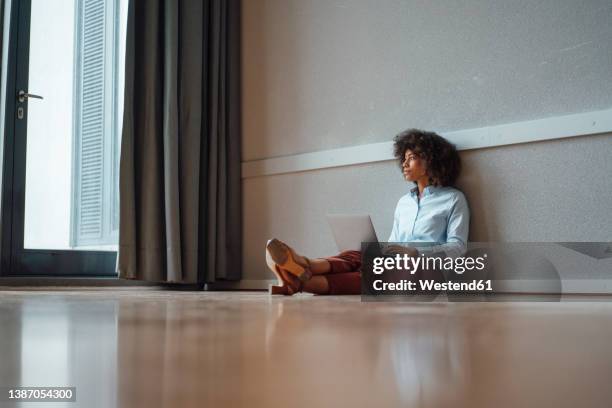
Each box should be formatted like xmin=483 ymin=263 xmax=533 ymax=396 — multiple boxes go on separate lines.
xmin=393 ymin=129 xmax=461 ymax=187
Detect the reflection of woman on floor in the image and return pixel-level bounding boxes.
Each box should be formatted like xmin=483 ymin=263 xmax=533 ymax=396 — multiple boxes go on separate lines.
xmin=266 ymin=129 xmax=470 ymax=295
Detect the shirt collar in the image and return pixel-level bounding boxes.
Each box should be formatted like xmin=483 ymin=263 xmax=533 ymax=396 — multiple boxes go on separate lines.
xmin=410 ymin=184 xmax=440 ymax=197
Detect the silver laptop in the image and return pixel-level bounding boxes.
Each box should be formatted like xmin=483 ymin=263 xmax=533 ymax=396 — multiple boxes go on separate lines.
xmin=326 ymin=214 xmax=379 ymax=251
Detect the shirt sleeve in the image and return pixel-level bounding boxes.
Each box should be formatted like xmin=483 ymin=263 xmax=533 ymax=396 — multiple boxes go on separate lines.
xmin=415 ymin=192 xmax=470 ymax=257
xmin=388 ymin=203 xmax=400 ymax=242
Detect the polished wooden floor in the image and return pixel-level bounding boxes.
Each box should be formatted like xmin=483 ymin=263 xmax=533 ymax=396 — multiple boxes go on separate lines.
xmin=1 ymin=289 xmax=612 ymax=408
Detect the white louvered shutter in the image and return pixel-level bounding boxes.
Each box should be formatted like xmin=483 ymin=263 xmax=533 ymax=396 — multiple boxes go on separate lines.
xmin=72 ymin=0 xmax=119 ymax=248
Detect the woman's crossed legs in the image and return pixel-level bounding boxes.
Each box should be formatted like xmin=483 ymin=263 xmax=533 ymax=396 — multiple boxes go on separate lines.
xmin=287 ymin=249 xmax=362 ymax=295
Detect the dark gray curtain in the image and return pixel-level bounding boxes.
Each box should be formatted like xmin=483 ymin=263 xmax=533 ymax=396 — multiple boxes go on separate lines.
xmin=118 ymin=0 xmax=241 ymax=283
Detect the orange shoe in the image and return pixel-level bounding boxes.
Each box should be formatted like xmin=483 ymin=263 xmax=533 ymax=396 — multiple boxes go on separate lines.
xmin=266 ymin=246 xmax=303 ymax=296
xmin=269 ymin=271 xmax=302 ymax=295
xmin=265 ymin=239 xmax=313 ymax=282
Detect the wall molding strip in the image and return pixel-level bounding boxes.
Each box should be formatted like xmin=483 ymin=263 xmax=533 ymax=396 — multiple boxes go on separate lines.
xmin=242 ymin=107 xmax=612 ymax=178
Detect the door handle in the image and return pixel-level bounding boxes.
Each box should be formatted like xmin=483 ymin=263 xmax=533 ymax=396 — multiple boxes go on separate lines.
xmin=18 ymin=90 xmax=44 ymax=103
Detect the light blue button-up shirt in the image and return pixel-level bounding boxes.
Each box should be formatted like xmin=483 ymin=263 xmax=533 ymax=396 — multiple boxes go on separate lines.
xmin=388 ymin=185 xmax=470 ymax=257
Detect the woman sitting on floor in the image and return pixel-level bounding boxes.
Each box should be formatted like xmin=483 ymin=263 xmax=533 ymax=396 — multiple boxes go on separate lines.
xmin=265 ymin=128 xmax=470 ymax=295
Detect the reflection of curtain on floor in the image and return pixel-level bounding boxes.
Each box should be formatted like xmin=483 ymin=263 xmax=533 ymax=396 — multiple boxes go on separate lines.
xmin=118 ymin=0 xmax=241 ymax=283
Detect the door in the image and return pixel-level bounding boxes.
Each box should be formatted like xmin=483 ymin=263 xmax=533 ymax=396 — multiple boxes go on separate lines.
xmin=1 ymin=0 xmax=127 ymax=276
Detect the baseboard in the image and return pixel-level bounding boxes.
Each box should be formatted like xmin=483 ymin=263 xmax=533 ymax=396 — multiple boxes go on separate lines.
xmin=4 ymin=277 xmax=608 ymax=294
xmin=206 ymin=279 xmax=274 ymax=291
xmin=488 ymin=279 xmax=612 ymax=294
xmin=206 ymin=278 xmax=612 ymax=294
xmin=0 ymin=276 xmax=160 ymax=288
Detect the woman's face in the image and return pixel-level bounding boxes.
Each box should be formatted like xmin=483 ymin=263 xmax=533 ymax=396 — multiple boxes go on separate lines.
xmin=402 ymin=150 xmax=428 ymax=182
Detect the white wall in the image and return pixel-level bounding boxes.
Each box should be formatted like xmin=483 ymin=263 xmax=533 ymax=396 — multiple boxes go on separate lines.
xmin=243 ymin=0 xmax=612 ymax=161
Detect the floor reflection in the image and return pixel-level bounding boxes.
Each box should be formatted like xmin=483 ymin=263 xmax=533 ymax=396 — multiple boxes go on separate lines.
xmin=1 ymin=291 xmax=612 ymax=408
xmin=0 ymin=293 xmax=118 ymax=408
xmin=387 ymin=314 xmax=469 ymax=406
xmin=20 ymin=302 xmax=69 ymax=401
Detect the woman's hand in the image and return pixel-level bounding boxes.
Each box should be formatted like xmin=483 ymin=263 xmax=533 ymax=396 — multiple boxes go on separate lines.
xmin=383 ymin=245 xmax=419 ymax=257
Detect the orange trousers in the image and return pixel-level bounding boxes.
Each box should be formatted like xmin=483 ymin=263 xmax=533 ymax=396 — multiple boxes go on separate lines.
xmin=323 ymin=250 xmax=362 ymax=295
